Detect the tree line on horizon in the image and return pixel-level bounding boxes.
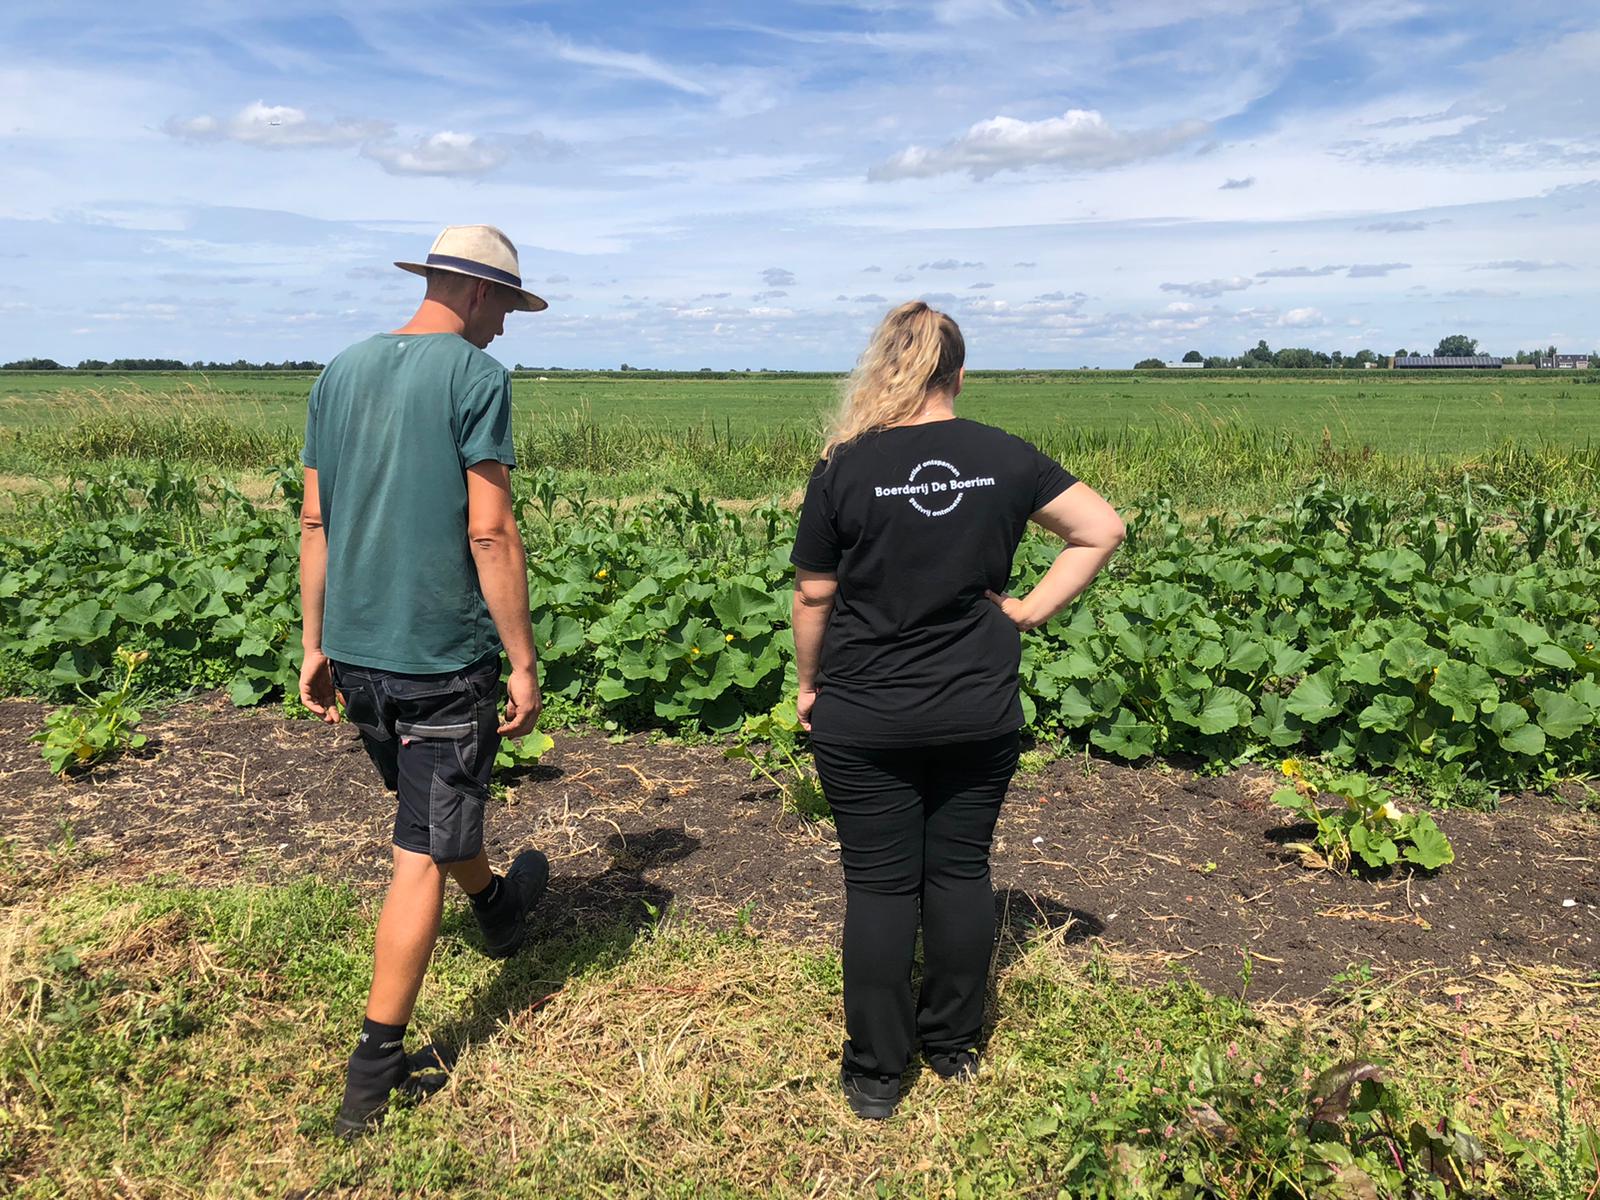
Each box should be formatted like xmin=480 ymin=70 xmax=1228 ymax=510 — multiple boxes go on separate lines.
xmin=5 ymin=334 xmax=1594 ymax=377
xmin=1 ymin=358 xmax=326 ymax=372
xmin=1134 ymin=335 xmax=1598 ymax=370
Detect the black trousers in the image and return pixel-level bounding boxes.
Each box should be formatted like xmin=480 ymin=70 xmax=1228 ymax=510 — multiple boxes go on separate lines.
xmin=812 ymin=732 xmax=1020 ymax=1079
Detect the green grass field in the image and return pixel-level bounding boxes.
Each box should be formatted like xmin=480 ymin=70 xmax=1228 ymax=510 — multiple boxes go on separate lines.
xmin=4 ymin=369 xmax=1597 ymax=448
xmin=2 ymin=369 xmax=1597 ymax=509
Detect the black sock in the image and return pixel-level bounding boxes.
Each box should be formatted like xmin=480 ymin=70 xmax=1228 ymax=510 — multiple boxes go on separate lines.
xmin=355 ymin=1016 xmax=407 ymax=1061
xmin=469 ymin=875 xmax=504 ymax=912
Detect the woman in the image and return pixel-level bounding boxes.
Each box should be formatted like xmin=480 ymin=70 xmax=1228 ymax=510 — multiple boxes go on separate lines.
xmin=790 ymin=300 xmax=1125 ymax=1119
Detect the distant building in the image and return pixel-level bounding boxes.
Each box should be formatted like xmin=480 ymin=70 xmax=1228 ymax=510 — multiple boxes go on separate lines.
xmin=1393 ymin=355 xmax=1504 ymax=369
xmin=1163 ymin=361 xmax=1204 ymax=369
xmin=1543 ymin=354 xmax=1591 ymax=369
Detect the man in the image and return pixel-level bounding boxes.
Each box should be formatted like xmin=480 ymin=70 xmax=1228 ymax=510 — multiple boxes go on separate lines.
xmin=298 ymin=224 xmax=549 ymax=1139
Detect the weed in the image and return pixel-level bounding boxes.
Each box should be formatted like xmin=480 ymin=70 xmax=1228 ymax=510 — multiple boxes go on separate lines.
xmin=32 ymin=646 xmax=148 ymax=774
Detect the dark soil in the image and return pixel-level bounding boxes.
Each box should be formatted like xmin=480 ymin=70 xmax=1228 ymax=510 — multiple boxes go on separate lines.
xmin=2 ymin=697 xmax=1596 ymax=1001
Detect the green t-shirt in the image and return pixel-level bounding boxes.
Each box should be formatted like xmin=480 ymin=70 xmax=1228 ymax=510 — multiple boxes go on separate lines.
xmin=302 ymin=333 xmax=516 ymax=673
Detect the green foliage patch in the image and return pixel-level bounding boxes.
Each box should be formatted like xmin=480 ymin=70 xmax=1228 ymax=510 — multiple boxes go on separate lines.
xmin=3 ymin=470 xmax=1599 ymax=793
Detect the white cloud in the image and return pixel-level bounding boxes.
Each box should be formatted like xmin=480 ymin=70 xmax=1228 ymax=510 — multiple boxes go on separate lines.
xmin=363 ymin=131 xmax=506 ymax=176
xmin=870 ymin=109 xmax=1209 ymax=181
xmin=1278 ymin=307 xmax=1325 ymax=327
xmin=761 ymin=267 xmax=796 ymax=286
xmin=166 ymin=101 xmax=387 ymax=149
xmin=1160 ymin=277 xmax=1256 ymax=298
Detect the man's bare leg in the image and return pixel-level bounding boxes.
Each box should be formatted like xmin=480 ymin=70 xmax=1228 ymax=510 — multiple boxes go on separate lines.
xmin=365 ymin=847 xmax=492 ymax=1025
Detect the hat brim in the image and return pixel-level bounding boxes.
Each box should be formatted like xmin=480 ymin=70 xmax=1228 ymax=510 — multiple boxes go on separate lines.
xmin=395 ymin=261 xmax=548 ymax=313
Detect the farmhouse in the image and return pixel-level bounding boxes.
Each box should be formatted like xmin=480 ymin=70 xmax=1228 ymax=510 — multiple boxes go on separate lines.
xmin=1163 ymin=360 xmax=1204 ymax=369
xmin=1392 ymin=355 xmax=1504 ymax=369
xmin=1544 ymin=354 xmax=1592 ymax=369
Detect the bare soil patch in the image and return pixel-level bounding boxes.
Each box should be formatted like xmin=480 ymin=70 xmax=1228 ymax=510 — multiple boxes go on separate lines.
xmin=1 ymin=697 xmax=1595 ymax=1000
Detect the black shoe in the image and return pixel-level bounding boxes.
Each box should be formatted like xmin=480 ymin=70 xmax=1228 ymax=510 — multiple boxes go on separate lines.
xmin=334 ymin=1048 xmax=408 ymax=1140
xmin=839 ymin=1066 xmax=900 ymax=1120
xmin=333 ymin=1044 xmax=457 ymax=1141
xmin=475 ymin=849 xmax=550 ymax=959
xmin=927 ymin=1049 xmax=980 ymax=1081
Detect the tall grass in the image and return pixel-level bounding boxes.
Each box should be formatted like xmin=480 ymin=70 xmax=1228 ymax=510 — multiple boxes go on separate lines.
xmin=6 ymin=387 xmax=1600 ymax=510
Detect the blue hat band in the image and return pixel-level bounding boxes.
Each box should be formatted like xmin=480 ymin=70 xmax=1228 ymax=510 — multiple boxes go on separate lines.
xmin=424 ymin=253 xmax=522 ymax=289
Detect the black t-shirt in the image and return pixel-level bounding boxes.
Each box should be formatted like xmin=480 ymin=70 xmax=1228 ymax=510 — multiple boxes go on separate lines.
xmin=790 ymin=418 xmax=1077 ymax=748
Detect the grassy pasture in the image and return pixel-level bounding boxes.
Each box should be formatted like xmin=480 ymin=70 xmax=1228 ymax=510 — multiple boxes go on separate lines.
xmin=3 ymin=368 xmax=1598 ymax=449
xmin=2 ymin=368 xmax=1598 ymax=510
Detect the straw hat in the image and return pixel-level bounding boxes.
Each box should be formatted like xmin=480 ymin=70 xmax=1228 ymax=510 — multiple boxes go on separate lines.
xmin=395 ymin=225 xmax=548 ymax=312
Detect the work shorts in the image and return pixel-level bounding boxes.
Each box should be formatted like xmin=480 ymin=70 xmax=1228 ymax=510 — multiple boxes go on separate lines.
xmin=331 ymin=655 xmax=502 ymax=863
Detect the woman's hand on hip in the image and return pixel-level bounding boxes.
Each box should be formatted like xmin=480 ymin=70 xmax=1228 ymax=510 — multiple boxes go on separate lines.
xmin=985 ymin=589 xmax=1037 ymax=631
xmin=796 ymin=687 xmax=818 ymax=731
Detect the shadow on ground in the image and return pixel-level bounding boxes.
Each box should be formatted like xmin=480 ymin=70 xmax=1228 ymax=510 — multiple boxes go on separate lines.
xmin=430 ymin=825 xmax=701 ymax=1052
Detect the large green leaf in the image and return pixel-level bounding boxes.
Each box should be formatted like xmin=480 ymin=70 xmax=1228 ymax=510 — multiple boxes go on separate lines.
xmin=1401 ymin=816 xmax=1455 ymax=870
xmin=1532 ymin=643 xmax=1577 ymax=670
xmin=1285 ymin=670 xmax=1341 ymax=723
xmin=1429 ymin=660 xmax=1498 ymax=722
xmin=1461 ymin=628 xmax=1531 ymax=676
xmin=55 ymin=599 xmax=113 ymax=645
xmin=1357 ymin=693 xmax=1414 ymax=733
xmin=1089 ymin=711 xmax=1157 ymax=760
xmin=1382 ymin=637 xmax=1444 ymax=682
xmin=1488 ymin=704 xmax=1547 ymax=756
xmin=1250 ymin=695 xmax=1302 ymax=748
xmin=1339 ymin=650 xmax=1384 ymax=687
xmin=1170 ymin=686 xmax=1252 ymax=735
xmin=710 ymin=579 xmax=780 ymax=633
xmin=1533 ymin=688 xmax=1592 ymax=740
xmin=1056 ymin=684 xmax=1096 ymax=727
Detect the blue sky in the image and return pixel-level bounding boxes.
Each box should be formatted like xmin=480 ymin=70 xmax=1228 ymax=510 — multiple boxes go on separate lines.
xmin=1 ymin=0 xmax=1595 ymax=368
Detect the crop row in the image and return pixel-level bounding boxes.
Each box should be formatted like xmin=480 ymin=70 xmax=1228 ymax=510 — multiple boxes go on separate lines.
xmin=2 ymin=468 xmax=1598 ymax=788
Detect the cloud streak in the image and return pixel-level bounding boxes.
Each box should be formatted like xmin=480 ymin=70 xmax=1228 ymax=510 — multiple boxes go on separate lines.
xmin=1160 ymin=277 xmax=1256 ymax=298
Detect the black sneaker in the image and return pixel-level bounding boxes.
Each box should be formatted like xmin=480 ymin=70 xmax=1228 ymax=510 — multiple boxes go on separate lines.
xmin=839 ymin=1066 xmax=900 ymax=1120
xmin=927 ymin=1049 xmax=980 ymax=1081
xmin=474 ymin=849 xmax=550 ymax=959
xmin=333 ymin=1044 xmax=458 ymax=1140
xmin=334 ymin=1048 xmax=408 ymax=1140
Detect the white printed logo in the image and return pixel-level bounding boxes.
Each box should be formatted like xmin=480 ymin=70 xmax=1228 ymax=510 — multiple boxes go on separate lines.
xmin=873 ymin=459 xmax=997 ymax=517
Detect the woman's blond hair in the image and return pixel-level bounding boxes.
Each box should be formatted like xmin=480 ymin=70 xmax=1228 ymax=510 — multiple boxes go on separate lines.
xmin=823 ymin=301 xmax=965 ymax=458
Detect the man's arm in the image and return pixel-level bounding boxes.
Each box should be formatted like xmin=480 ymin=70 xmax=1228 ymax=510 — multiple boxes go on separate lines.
xmin=298 ymin=467 xmax=340 ymax=723
xmin=466 ymin=461 xmax=540 ymax=736
xmin=791 ymin=568 xmax=838 ymax=731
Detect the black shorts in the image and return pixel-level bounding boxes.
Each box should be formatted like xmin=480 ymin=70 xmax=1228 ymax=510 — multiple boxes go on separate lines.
xmin=331 ymin=655 xmax=502 ymax=864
